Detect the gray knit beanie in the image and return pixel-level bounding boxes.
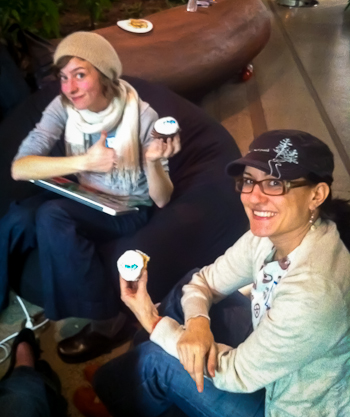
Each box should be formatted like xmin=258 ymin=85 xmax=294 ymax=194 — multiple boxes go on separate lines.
xmin=53 ymin=31 xmax=122 ymax=80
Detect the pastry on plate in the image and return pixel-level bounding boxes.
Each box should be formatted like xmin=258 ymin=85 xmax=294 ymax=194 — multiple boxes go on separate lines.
xmin=129 ymin=19 xmax=148 ymax=29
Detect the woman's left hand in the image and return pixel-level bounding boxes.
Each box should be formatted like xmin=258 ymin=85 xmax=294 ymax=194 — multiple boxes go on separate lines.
xmin=120 ymin=270 xmax=160 ymax=334
xmin=145 ymin=134 xmax=181 ymax=163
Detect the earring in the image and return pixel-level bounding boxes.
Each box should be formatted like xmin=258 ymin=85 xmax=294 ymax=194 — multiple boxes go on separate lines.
xmin=309 ymin=210 xmax=316 ymax=231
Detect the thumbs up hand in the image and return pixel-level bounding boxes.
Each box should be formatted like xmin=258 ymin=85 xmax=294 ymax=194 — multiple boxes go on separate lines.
xmin=84 ymin=131 xmax=117 ymax=173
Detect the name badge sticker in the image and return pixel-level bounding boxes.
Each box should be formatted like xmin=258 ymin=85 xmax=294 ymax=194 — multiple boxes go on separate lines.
xmin=106 ymin=133 xmax=117 ymax=148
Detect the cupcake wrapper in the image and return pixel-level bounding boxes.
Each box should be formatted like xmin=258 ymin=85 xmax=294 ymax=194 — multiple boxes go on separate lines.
xmin=151 ymin=128 xmax=180 ymax=140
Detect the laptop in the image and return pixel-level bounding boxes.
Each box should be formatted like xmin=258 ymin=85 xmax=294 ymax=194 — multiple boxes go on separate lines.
xmin=30 ymin=177 xmax=139 ymax=216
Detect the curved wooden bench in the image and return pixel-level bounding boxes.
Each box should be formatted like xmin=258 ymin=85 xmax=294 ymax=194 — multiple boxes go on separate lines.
xmin=94 ymin=0 xmax=271 ymax=97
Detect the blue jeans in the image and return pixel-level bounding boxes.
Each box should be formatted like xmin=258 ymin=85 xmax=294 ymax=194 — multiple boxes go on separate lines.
xmin=0 ymin=366 xmax=66 ymax=417
xmin=0 ymin=192 xmax=150 ymax=319
xmin=93 ymin=270 xmax=265 ymax=417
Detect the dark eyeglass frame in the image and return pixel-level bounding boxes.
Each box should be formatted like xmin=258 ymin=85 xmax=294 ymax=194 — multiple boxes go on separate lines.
xmin=234 ymin=177 xmax=312 ymax=196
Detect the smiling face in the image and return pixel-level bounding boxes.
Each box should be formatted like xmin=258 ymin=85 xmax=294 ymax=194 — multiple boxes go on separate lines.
xmin=59 ymin=57 xmax=110 ymax=112
xmin=240 ymin=167 xmax=319 ymax=256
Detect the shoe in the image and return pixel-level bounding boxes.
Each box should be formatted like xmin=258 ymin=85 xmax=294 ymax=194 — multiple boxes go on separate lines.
xmin=2 ymin=329 xmax=68 ymax=416
xmin=2 ymin=328 xmax=41 ymax=380
xmin=57 ymin=320 xmax=136 ymax=364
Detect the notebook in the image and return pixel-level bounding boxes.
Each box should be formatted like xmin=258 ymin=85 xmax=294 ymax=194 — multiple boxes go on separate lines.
xmin=30 ymin=177 xmax=139 ymax=216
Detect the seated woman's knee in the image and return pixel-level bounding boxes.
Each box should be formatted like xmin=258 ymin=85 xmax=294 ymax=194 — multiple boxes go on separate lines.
xmin=35 ymin=199 xmax=69 ymax=229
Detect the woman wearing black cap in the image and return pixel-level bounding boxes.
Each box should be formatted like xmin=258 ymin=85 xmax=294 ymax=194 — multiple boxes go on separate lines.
xmin=93 ymin=130 xmax=350 ymax=417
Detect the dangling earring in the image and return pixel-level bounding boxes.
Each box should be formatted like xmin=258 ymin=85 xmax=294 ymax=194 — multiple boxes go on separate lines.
xmin=309 ymin=210 xmax=316 ymax=231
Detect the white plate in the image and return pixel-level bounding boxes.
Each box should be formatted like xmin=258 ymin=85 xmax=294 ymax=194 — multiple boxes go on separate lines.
xmin=117 ymin=19 xmax=153 ymax=34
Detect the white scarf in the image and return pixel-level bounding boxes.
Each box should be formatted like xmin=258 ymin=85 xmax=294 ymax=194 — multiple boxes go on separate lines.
xmin=65 ymin=80 xmax=141 ymax=190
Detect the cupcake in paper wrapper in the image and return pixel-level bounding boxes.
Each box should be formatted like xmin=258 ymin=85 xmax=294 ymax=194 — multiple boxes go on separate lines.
xmin=117 ymin=250 xmax=150 ymax=281
xmin=151 ymin=117 xmax=180 ymax=139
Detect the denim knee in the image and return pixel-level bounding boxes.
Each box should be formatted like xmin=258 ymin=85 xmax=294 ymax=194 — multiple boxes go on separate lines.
xmin=35 ymin=200 xmax=68 ymax=231
xmin=93 ymin=342 xmax=173 ymax=417
xmin=93 ymin=342 xmax=166 ymax=393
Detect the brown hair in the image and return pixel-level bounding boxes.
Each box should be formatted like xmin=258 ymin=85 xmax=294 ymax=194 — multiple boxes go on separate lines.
xmin=55 ymin=56 xmax=120 ymax=106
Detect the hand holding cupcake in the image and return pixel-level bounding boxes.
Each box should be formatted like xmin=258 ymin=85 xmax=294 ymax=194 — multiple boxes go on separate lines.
xmin=152 ymin=117 xmax=180 ymax=140
xmin=145 ymin=117 xmax=181 ymax=163
xmin=118 ymin=250 xmax=161 ymax=333
xmin=117 ymin=250 xmax=150 ymax=281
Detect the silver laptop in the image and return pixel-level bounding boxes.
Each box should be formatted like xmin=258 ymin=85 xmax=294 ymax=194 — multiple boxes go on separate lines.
xmin=30 ymin=177 xmax=139 ymax=216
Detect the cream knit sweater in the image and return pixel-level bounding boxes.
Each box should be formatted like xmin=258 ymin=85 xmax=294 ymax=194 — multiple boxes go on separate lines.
xmin=151 ymin=220 xmax=350 ymax=417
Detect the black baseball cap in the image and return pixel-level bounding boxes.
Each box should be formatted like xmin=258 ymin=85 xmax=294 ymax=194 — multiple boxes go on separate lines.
xmin=226 ymin=130 xmax=334 ymax=184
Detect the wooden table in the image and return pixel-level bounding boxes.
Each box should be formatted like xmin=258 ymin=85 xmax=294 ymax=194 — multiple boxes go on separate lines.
xmin=94 ymin=0 xmax=271 ymax=98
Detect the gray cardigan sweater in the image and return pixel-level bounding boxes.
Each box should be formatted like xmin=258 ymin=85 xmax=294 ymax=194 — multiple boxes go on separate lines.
xmin=151 ymin=220 xmax=350 ymax=417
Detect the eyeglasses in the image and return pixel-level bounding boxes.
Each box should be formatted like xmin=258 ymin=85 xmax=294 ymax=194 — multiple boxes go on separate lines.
xmin=234 ymin=177 xmax=311 ymax=196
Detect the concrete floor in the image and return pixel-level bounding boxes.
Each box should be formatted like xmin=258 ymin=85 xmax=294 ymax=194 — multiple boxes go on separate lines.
xmin=1 ymin=1 xmax=350 ymax=416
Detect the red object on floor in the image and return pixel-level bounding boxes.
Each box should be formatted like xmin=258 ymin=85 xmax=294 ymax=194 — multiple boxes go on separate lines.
xmin=73 ymin=363 xmax=110 ymax=417
xmin=84 ymin=363 xmax=101 ymax=385
xmin=73 ymin=386 xmax=111 ymax=417
xmin=241 ymin=64 xmax=254 ymax=81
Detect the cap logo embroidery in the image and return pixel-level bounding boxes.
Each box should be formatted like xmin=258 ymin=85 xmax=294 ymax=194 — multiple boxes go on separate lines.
xmin=269 ymin=138 xmax=298 ymax=178
xmin=249 ymin=138 xmax=299 ymax=178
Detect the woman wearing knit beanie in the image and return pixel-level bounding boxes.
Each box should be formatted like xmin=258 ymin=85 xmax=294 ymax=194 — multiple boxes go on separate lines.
xmin=5 ymin=31 xmax=181 ymax=363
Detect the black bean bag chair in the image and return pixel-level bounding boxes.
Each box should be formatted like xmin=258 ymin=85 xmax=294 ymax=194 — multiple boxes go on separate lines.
xmin=0 ymin=76 xmax=248 ymax=312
